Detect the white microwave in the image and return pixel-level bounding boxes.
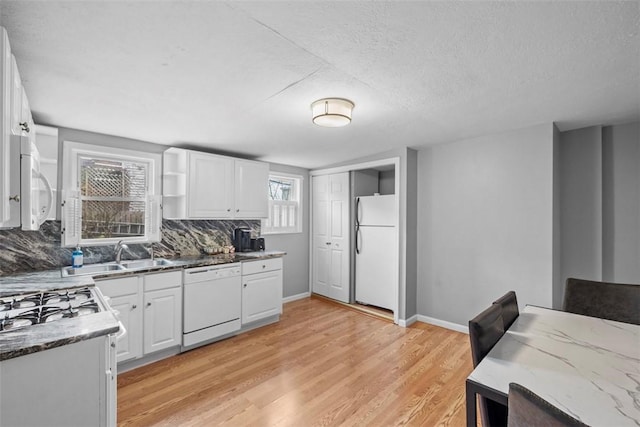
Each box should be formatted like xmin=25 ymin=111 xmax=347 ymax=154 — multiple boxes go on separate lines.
xmin=15 ymin=133 xmax=53 ymax=230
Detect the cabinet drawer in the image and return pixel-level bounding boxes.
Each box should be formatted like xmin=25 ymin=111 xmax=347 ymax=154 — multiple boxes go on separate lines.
xmin=242 ymin=257 xmax=282 ymax=275
xmin=97 ymin=276 xmax=139 ymax=298
xmin=143 ymin=270 xmax=182 ymax=292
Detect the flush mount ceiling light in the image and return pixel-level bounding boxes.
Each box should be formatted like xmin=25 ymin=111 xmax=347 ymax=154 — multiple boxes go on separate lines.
xmin=311 ymin=98 xmax=355 ymax=127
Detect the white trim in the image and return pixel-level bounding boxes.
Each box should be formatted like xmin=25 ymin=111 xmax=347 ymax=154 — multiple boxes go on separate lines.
xmin=398 ymin=315 xmax=417 ymax=327
xmin=61 ymin=140 xmax=162 ymax=247
xmin=416 ymin=315 xmax=469 ymax=334
xmin=282 ymin=292 xmax=310 ymax=303
xmin=310 ymin=158 xmax=400 ymax=177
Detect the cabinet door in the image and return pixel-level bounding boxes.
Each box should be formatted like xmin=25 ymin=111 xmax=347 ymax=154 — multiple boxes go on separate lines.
xmin=0 ymin=56 xmax=21 ymax=228
xmin=242 ymin=269 xmax=283 ymax=325
xmin=109 ymin=293 xmax=143 ymax=363
xmin=144 ymin=287 xmax=182 ymax=354
xmin=0 ymin=29 xmax=11 ymax=225
xmin=187 ymin=151 xmax=234 ymax=218
xmin=9 ymin=55 xmax=22 ymax=136
xmin=20 ymin=87 xmax=34 ymax=146
xmin=234 ymin=159 xmax=269 ymax=218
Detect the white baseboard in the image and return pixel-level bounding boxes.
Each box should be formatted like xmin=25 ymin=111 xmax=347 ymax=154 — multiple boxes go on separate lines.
xmin=282 ymin=292 xmax=310 ymax=303
xmin=417 ymin=315 xmax=469 ymax=334
xmin=398 ymin=315 xmax=418 ymax=328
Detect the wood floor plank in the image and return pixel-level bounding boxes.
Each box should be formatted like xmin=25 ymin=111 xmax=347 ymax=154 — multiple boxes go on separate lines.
xmin=118 ymin=297 xmax=473 ymax=426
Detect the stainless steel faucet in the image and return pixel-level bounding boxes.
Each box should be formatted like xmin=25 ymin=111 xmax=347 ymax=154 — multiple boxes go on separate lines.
xmin=115 ymin=240 xmax=129 ymax=264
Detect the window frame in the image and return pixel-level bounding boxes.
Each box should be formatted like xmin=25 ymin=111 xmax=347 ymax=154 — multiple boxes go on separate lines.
xmin=261 ymin=172 xmax=303 ymax=235
xmin=61 ymin=141 xmax=162 ymax=247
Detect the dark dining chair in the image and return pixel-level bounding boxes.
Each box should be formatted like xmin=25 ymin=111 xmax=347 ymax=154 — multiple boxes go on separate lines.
xmin=493 ymin=291 xmax=519 ymax=330
xmin=508 ymin=382 xmax=589 ymax=426
xmin=469 ymin=303 xmax=508 ymax=427
xmin=563 ymin=278 xmax=640 ymax=325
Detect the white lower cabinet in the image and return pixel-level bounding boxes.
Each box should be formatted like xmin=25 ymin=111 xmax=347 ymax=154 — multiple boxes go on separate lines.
xmin=143 ymin=286 xmax=182 ymax=354
xmin=0 ymin=336 xmax=114 ymax=427
xmin=98 ymin=270 xmax=182 ymax=364
xmin=241 ymin=258 xmax=283 ymax=325
xmin=98 ymin=276 xmax=142 ymax=363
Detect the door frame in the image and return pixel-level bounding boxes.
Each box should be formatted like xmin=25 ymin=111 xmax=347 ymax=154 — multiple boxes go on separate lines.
xmin=309 ymin=157 xmax=401 ymax=325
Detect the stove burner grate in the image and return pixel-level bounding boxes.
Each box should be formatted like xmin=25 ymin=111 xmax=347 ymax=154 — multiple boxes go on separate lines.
xmin=0 ymin=288 xmax=102 ymax=332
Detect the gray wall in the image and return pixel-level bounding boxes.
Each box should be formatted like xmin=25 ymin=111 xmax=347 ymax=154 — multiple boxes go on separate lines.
xmin=556 ymin=122 xmax=639 ymax=306
xmin=558 ymin=126 xmax=603 ymax=292
xmin=379 ymin=170 xmax=396 ymax=195
xmin=602 ymin=122 xmax=640 ymax=283
xmin=552 ymin=124 xmax=562 ymax=308
xmin=265 ymin=162 xmax=310 ymax=299
xmin=417 ymin=124 xmax=555 ymax=327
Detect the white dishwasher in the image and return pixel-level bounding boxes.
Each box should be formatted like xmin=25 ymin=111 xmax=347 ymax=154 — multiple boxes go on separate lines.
xmin=183 ymin=263 xmax=242 ymax=348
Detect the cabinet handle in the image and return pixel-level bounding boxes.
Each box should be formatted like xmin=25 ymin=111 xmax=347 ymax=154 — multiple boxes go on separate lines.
xmin=243 ymin=284 xmax=247 ymax=288
xmin=236 ymin=209 xmax=240 ymax=212
xmin=9 ymin=195 xmax=20 ymax=202
xmin=131 ymin=304 xmax=137 ymax=310
xmin=227 ymin=208 xmax=231 ymax=212
xmin=19 ymin=122 xmax=30 ymax=133
xmin=146 ymin=302 xmax=152 ymax=307
xmin=325 ymin=242 xmax=331 ymax=245
xmin=262 ymin=265 xmax=266 ymax=269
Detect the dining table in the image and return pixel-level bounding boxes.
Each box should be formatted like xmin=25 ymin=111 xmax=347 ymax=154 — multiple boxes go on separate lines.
xmin=465 ymin=305 xmax=640 ymax=426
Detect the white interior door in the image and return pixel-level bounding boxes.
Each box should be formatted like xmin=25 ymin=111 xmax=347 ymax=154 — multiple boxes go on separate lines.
xmin=328 ymin=173 xmax=350 ymax=302
xmin=312 ymin=175 xmax=330 ymax=297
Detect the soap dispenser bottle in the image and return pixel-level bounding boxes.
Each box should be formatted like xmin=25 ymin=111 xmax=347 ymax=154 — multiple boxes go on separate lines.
xmin=72 ymin=246 xmax=83 ymax=268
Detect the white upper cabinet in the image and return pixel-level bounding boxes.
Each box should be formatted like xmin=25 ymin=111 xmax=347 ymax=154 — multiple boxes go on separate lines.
xmin=188 ymin=151 xmax=234 ymax=218
xmin=234 ymin=159 xmax=269 ymax=218
xmin=0 ymin=29 xmax=34 ymax=229
xmin=162 ymin=147 xmax=268 ymax=220
xmin=0 ymin=28 xmax=12 ymax=226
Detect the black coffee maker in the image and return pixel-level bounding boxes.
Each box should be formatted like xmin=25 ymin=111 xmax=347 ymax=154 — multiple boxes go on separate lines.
xmin=232 ymin=228 xmax=252 ymax=252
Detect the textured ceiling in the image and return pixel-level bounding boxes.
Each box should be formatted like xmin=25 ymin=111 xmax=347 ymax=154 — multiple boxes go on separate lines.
xmin=1 ymin=1 xmax=638 ymax=169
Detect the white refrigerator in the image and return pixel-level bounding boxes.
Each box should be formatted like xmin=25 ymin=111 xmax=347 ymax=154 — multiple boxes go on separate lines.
xmin=355 ymin=194 xmax=397 ymax=311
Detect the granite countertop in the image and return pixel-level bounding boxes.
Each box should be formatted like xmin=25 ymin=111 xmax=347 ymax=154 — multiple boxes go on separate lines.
xmin=0 ymin=250 xmax=286 ymax=361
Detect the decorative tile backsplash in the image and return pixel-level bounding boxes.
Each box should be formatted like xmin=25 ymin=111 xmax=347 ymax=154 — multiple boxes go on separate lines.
xmin=0 ymin=219 xmax=260 ymax=276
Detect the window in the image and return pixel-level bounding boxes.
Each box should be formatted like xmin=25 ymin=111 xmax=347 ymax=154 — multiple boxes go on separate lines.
xmin=62 ymin=141 xmax=161 ymax=247
xmin=261 ymin=173 xmax=303 ymax=234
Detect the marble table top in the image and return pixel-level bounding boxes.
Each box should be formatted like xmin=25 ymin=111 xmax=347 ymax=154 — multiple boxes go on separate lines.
xmin=468 ymin=305 xmax=640 ymax=426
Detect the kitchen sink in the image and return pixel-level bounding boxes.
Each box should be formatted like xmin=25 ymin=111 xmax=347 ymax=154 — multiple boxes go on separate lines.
xmin=60 ymin=259 xmax=174 ymax=277
xmin=121 ymin=258 xmax=174 ymax=269
xmin=61 ymin=263 xmax=126 ymax=277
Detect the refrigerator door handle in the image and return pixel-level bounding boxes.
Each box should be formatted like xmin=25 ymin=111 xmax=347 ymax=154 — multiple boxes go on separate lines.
xmin=355 ymin=226 xmax=361 ymax=254
xmin=355 ymin=197 xmax=361 ymax=227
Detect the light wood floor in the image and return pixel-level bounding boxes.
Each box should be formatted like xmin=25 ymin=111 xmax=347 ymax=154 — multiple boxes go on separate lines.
xmin=118 ymin=297 xmax=473 ymax=426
